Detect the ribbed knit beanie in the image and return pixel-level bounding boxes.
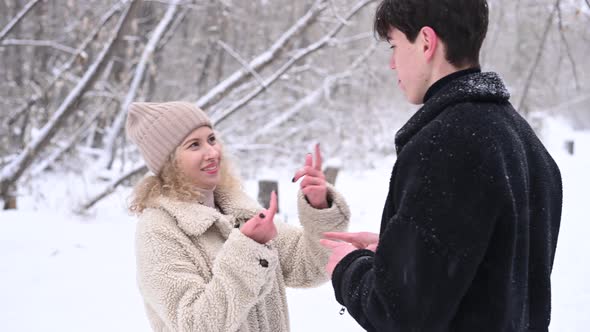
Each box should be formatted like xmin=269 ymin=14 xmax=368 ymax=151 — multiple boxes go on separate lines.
xmin=126 ymin=101 xmax=212 ymax=175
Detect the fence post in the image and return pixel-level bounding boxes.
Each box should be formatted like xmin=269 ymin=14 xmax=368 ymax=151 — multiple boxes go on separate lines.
xmin=565 ymin=140 xmax=574 ymax=155
xmin=324 ymin=166 xmax=340 ymax=186
xmin=3 ymin=194 xmax=17 ymax=210
xmin=258 ymin=180 xmax=279 ymax=212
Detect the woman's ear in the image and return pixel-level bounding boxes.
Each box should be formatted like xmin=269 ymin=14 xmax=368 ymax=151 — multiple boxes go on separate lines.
xmin=420 ymin=26 xmax=438 ymax=62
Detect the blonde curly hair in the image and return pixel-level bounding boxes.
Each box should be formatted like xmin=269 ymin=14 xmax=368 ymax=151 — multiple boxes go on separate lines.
xmin=128 ymin=144 xmax=241 ymax=214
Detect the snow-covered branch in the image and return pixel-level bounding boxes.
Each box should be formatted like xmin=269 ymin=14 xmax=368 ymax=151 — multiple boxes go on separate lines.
xmin=101 ymin=0 xmax=181 ymax=170
xmin=4 ymin=0 xmax=127 ymax=128
xmin=31 ymin=106 xmax=106 ymax=176
xmin=248 ymin=41 xmax=378 ymax=140
xmin=556 ymin=3 xmax=580 ymax=90
xmin=156 ymin=6 xmax=188 ymax=52
xmin=218 ymin=40 xmax=266 ymax=88
xmin=0 ymin=0 xmax=41 ymax=43
xmin=329 ymin=31 xmax=373 ymax=45
xmin=1 ymin=39 xmax=86 ymax=57
xmin=517 ymin=0 xmax=561 ymax=113
xmin=211 ymin=0 xmax=376 ymax=125
xmin=78 ymin=164 xmax=148 ymax=212
xmin=0 ymin=1 xmax=136 ymax=199
xmin=195 ymin=0 xmax=328 ymax=110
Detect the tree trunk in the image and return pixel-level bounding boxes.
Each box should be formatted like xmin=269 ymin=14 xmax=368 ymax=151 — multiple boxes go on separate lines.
xmin=0 ymin=1 xmax=138 ymax=202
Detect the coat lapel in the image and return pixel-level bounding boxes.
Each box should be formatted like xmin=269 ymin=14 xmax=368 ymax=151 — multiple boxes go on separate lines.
xmin=155 ymin=186 xmax=261 ymax=239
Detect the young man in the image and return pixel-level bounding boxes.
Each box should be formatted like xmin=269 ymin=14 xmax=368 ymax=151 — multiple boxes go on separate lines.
xmin=320 ymin=0 xmax=562 ymax=331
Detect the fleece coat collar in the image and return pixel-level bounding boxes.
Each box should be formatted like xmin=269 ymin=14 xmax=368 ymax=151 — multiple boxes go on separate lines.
xmin=155 ymin=186 xmax=261 ymax=238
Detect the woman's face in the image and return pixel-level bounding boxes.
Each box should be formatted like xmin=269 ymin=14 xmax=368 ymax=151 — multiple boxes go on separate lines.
xmin=175 ymin=126 xmax=222 ymax=190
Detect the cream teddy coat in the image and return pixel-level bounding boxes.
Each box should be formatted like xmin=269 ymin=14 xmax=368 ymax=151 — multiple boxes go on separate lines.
xmin=135 ymin=184 xmax=350 ymax=332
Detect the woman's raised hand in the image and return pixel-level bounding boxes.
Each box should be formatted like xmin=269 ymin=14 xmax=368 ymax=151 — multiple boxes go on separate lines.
xmin=241 ymin=191 xmax=278 ymax=244
xmin=292 ymin=143 xmax=329 ymax=209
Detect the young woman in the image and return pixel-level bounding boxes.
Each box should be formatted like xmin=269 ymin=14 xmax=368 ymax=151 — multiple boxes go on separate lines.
xmin=126 ymin=101 xmax=350 ymax=332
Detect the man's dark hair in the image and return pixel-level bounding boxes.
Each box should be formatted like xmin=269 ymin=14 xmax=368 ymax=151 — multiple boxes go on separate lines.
xmin=374 ymin=0 xmax=489 ymax=67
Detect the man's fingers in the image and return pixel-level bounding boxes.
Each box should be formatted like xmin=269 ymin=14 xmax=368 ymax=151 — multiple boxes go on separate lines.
xmin=314 ymin=143 xmax=322 ymax=171
xmin=319 ymin=239 xmax=343 ymax=249
xmin=322 ymin=232 xmax=358 ymax=243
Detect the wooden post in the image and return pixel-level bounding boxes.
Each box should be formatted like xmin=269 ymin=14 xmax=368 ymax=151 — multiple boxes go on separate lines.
xmin=3 ymin=194 xmax=17 ymax=210
xmin=324 ymin=166 xmax=340 ymax=186
xmin=258 ymin=180 xmax=279 ymax=212
xmin=565 ymin=140 xmax=574 ymax=155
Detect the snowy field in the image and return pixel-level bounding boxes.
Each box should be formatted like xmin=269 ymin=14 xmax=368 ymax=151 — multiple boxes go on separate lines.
xmin=0 ymin=120 xmax=588 ymax=331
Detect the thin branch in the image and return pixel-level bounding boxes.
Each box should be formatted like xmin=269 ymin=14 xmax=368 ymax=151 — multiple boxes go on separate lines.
xmin=230 ymin=144 xmax=293 ymax=155
xmin=0 ymin=1 xmax=137 ymax=199
xmin=1 ymin=39 xmax=86 ymax=57
xmin=540 ymin=93 xmax=590 ymax=114
xmin=217 ymin=40 xmax=266 ymax=88
xmin=156 ymin=6 xmax=188 ymax=52
xmin=30 ymin=106 xmax=106 ymax=176
xmin=328 ymin=0 xmax=350 ymax=25
xmin=77 ymin=164 xmax=148 ymax=212
xmin=248 ymin=41 xmax=378 ymax=141
xmin=0 ymin=0 xmax=41 ymax=43
xmin=517 ymin=0 xmax=560 ymax=114
xmin=146 ymin=0 xmax=205 ymax=9
xmin=556 ymin=2 xmax=580 ymax=90
xmin=101 ymin=0 xmax=181 ymax=170
xmin=4 ymin=0 xmax=126 ymax=128
xmin=195 ymin=0 xmax=328 ymax=110
xmin=329 ymin=31 xmax=373 ymax=45
xmin=211 ymin=0 xmax=376 ymax=125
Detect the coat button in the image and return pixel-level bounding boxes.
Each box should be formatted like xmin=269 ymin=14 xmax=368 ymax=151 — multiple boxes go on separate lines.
xmin=259 ymin=259 xmax=269 ymax=268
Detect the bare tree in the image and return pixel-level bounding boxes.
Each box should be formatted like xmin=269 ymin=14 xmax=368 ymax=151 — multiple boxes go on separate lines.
xmin=101 ymin=0 xmax=182 ymax=170
xmin=211 ymin=0 xmax=376 ymax=125
xmin=195 ymin=0 xmax=329 ymax=110
xmin=78 ymin=163 xmax=148 ymax=212
xmin=4 ymin=1 xmax=126 ymax=129
xmin=517 ymin=0 xmax=560 ymax=114
xmin=1 ymin=0 xmax=588 ymax=211
xmin=0 ymin=1 xmax=137 ymax=205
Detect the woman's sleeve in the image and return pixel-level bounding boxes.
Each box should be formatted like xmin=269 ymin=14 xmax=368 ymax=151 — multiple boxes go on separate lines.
xmin=136 ymin=210 xmax=278 ymax=332
xmin=273 ymin=184 xmax=350 ymax=287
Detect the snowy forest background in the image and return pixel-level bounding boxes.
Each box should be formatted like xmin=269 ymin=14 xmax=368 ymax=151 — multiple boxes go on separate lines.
xmin=0 ymin=0 xmax=589 ymax=331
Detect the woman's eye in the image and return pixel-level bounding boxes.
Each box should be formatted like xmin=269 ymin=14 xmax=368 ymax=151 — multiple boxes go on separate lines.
xmin=189 ymin=142 xmax=199 ymax=148
xmin=208 ymin=136 xmax=216 ymax=144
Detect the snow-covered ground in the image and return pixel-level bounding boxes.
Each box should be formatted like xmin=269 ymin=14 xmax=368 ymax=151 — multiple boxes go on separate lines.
xmin=0 ymin=120 xmax=588 ymax=331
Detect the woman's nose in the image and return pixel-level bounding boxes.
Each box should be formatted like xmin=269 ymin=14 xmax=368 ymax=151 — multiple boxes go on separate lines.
xmin=205 ymin=145 xmax=219 ymax=159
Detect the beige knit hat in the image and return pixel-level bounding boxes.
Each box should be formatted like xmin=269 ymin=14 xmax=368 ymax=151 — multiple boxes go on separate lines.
xmin=126 ymin=101 xmax=212 ymax=175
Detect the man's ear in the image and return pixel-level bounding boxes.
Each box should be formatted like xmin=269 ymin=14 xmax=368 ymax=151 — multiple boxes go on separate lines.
xmin=420 ymin=26 xmax=438 ymax=62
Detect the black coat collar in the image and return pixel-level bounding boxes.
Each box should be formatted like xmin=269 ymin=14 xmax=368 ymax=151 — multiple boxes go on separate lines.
xmin=395 ymin=71 xmax=510 ymax=155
